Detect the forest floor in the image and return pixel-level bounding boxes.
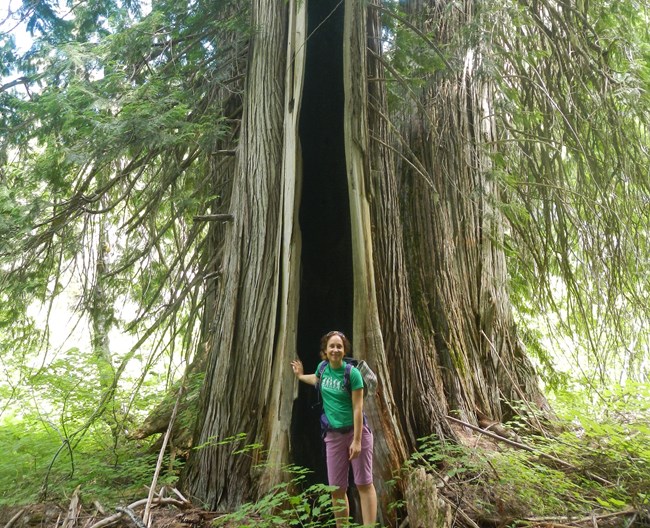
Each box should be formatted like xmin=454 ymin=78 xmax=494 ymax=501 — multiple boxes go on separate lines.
xmin=0 ymin=496 xmax=253 ymax=528
xmin=0 ymin=486 xmax=643 ymax=528
xmin=1 ymin=425 xmax=646 ymax=528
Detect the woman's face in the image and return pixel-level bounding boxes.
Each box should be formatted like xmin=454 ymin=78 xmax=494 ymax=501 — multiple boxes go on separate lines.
xmin=325 ymin=334 xmax=345 ymax=365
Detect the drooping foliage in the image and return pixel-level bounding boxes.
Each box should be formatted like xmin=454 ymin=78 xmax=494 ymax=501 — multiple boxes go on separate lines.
xmin=0 ymin=0 xmax=249 ymax=486
xmin=379 ymin=0 xmax=650 ymax=394
xmin=488 ymin=0 xmax=650 ymax=389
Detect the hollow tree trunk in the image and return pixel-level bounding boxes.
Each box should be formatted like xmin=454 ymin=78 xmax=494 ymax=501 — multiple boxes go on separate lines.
xmin=182 ymin=0 xmax=548 ymax=521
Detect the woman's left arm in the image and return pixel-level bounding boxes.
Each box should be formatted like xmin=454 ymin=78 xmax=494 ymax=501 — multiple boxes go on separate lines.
xmin=349 ymin=388 xmax=364 ymax=460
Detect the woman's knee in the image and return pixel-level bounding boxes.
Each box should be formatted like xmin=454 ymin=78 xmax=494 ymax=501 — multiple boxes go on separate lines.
xmin=356 ymin=483 xmax=376 ymax=495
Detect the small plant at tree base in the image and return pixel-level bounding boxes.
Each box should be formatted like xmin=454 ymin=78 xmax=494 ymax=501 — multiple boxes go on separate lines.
xmin=212 ymin=463 xmax=372 ymax=528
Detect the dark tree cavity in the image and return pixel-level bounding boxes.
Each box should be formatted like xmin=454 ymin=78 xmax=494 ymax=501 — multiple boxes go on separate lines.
xmin=292 ymin=0 xmax=352 ymax=485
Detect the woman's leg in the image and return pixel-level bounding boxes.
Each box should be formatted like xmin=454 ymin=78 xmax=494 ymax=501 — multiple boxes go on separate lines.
xmin=351 ymin=425 xmax=376 ymax=525
xmin=331 ymin=487 xmax=349 ymax=528
xmin=356 ymin=483 xmax=377 ymax=526
xmin=325 ymin=431 xmax=353 ymax=527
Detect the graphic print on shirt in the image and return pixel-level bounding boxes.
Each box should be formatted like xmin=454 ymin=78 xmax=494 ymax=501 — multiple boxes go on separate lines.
xmin=321 ymin=375 xmax=345 ymax=392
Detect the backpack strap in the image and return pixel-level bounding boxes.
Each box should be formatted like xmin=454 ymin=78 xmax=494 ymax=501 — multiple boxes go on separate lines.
xmin=344 ymin=362 xmax=353 ymax=394
xmin=316 ymin=360 xmax=328 ymax=383
xmin=317 ymin=360 xmax=355 ymax=394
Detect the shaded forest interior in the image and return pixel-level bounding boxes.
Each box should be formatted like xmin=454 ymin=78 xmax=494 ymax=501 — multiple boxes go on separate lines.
xmin=292 ymin=0 xmax=352 ymax=485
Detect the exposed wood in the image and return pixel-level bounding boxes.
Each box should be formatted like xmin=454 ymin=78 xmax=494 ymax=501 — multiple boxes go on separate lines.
xmin=61 ymin=487 xmax=81 ymax=528
xmin=439 ymin=495 xmax=481 ymax=528
xmin=3 ymin=510 xmax=25 ymax=528
xmin=114 ymin=509 xmax=145 ymax=528
xmin=404 ymin=468 xmax=452 ymax=528
xmin=143 ymin=385 xmax=184 ymax=527
xmin=87 ymin=499 xmax=188 ymax=528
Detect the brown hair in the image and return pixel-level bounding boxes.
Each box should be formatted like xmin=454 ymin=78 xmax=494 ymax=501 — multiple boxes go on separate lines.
xmin=319 ymin=330 xmax=351 ymax=357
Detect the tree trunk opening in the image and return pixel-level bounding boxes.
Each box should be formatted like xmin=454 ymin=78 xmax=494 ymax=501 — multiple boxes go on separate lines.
xmin=291 ymin=0 xmax=352 ymax=485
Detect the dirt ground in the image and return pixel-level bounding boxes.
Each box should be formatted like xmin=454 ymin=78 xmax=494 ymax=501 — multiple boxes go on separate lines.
xmin=0 ymin=501 xmax=248 ymax=528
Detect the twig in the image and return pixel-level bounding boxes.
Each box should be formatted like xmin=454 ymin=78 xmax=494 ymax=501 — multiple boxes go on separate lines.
xmin=513 ymin=509 xmax=638 ymax=528
xmin=527 ymin=508 xmax=637 ymax=525
xmin=81 ymin=515 xmax=97 ymax=528
xmin=440 ymin=494 xmax=481 ymax=528
xmin=87 ymin=498 xmax=187 ymax=528
xmin=142 ymin=384 xmax=185 ymax=527
xmin=3 ymin=509 xmax=25 ymax=528
xmin=170 ymin=488 xmax=189 ymax=503
xmin=115 ymin=508 xmax=146 ymax=528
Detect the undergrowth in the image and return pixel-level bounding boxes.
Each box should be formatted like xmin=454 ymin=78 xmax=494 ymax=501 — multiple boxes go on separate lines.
xmin=1 ymin=381 xmax=648 ymax=526
xmin=0 ymin=413 xmax=175 ymax=506
xmin=212 ymin=465 xmax=342 ymax=528
xmin=399 ymin=382 xmax=650 ymax=525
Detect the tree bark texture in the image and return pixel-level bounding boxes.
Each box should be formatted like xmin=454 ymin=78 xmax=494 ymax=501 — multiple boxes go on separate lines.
xmin=393 ymin=0 xmax=547 ymax=423
xmin=183 ymin=0 xmax=289 ymax=509
xmin=341 ymin=1 xmax=409 ymax=522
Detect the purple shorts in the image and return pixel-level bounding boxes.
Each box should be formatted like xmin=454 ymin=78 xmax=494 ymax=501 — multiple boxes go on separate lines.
xmin=323 ymin=424 xmax=374 ymax=489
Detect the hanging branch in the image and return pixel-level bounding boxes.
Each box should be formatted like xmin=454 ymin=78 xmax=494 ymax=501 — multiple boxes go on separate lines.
xmin=193 ymin=213 xmax=234 ymax=222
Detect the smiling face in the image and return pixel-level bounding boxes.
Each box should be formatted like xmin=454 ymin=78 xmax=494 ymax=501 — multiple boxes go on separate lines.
xmin=324 ymin=334 xmax=345 ymax=367
xmin=320 ymin=331 xmax=351 ymax=368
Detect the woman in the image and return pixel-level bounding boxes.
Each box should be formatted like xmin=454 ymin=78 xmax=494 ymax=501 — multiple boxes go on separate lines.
xmin=291 ymin=331 xmax=377 ymax=527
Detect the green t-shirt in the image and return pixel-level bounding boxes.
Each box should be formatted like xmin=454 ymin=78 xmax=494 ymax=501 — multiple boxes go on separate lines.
xmin=316 ymin=362 xmax=364 ymax=429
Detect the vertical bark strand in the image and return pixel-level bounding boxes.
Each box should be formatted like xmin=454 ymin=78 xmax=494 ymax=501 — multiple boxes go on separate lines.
xmin=259 ymin=0 xmax=307 ymax=492
xmin=342 ymin=1 xmax=408 ymax=523
xmin=184 ymin=0 xmax=288 ymax=509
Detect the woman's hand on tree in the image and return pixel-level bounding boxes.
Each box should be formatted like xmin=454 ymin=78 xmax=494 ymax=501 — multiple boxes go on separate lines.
xmin=291 ymin=359 xmax=304 ymax=377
